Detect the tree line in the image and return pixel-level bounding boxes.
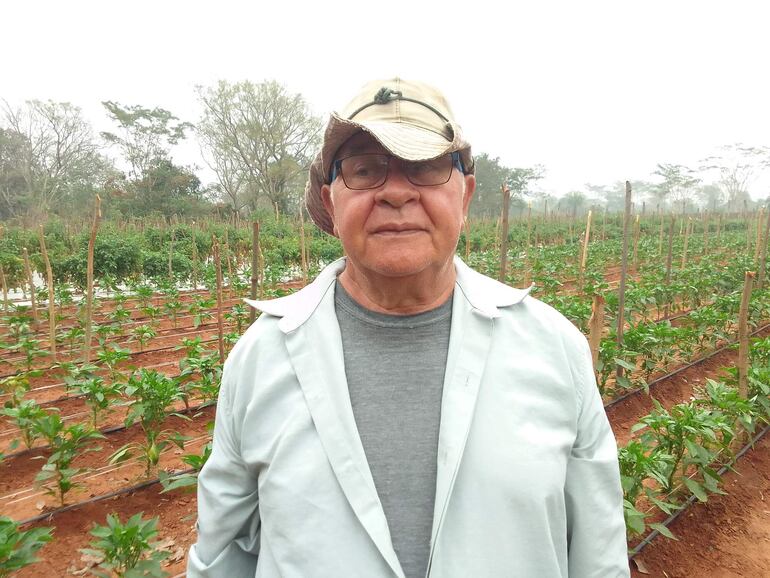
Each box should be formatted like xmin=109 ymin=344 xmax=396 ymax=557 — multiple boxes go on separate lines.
xmin=2 ymin=81 xmax=769 ymax=224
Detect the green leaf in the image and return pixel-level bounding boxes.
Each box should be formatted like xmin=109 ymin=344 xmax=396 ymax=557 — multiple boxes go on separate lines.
xmin=683 ymin=477 xmax=708 ymax=502
xmin=649 ymin=522 xmax=677 ymax=540
xmin=614 ymin=358 xmax=637 ymax=371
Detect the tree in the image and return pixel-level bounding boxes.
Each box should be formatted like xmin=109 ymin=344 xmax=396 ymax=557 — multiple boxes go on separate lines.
xmin=196 ymin=80 xmax=322 ymax=215
xmin=101 ymin=102 xmax=193 ymax=183
xmin=561 ymin=190 xmax=587 ymax=218
xmin=471 ymin=153 xmax=513 ymax=217
xmin=585 ymin=180 xmax=656 ymax=213
xmin=0 ymin=128 xmax=28 ymax=218
xmin=697 ymin=184 xmax=724 ymax=211
xmin=700 ymin=144 xmax=764 ymax=211
xmin=1 ymin=100 xmax=106 ymax=218
xmin=470 ymin=153 xmax=544 ymax=218
xmin=652 ymin=163 xmax=700 ymax=212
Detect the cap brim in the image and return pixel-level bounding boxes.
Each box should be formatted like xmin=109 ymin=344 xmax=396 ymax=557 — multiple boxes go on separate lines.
xmin=355 ymin=120 xmax=453 ymax=161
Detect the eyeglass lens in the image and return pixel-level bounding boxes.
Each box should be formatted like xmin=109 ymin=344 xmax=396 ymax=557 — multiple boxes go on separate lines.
xmin=339 ymin=154 xmax=454 ymax=190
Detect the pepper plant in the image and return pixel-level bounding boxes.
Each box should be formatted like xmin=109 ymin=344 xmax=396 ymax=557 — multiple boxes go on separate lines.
xmin=187 ymin=295 xmax=214 ymax=329
xmin=0 ymin=517 xmax=53 ymax=577
xmin=96 ymin=344 xmax=132 ymax=384
xmin=224 ymin=303 xmax=249 ymax=334
xmin=162 ymin=289 xmax=184 ymax=329
xmin=1 ymin=399 xmax=47 ymax=449
xmin=68 ymin=376 xmax=123 ymax=428
xmin=81 ymin=513 xmax=169 ymax=578
xmin=131 ymin=324 xmax=157 ymax=353
xmin=110 ymin=369 xmax=188 ymax=477
xmin=159 ymin=425 xmax=213 ymax=493
xmin=34 ymin=418 xmax=104 ymax=506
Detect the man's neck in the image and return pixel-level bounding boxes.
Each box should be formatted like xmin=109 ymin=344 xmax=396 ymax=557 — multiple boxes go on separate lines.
xmin=337 ymin=259 xmax=456 ymax=315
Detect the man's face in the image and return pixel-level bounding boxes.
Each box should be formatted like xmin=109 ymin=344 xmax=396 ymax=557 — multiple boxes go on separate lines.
xmin=321 ymin=132 xmax=475 ymax=282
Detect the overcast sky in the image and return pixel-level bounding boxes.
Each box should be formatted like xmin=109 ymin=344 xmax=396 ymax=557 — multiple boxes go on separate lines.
xmin=2 ymin=0 xmax=769 ymax=199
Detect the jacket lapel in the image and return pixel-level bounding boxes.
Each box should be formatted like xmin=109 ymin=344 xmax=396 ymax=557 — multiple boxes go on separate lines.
xmin=428 ymin=290 xmax=495 ymax=557
xmin=283 ymin=281 xmax=405 ymax=578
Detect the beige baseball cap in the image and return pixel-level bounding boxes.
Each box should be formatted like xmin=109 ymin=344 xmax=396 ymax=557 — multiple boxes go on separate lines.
xmin=305 ymin=77 xmax=474 ymax=235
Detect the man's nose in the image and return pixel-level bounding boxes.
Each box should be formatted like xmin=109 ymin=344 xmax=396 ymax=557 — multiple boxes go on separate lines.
xmin=373 ymin=161 xmax=420 ymax=207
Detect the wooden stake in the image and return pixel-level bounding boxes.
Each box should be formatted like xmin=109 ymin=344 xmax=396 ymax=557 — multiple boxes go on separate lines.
xmin=616 ymin=182 xmax=632 ymax=383
xmin=602 ymin=209 xmax=607 ymax=241
xmin=703 ymin=211 xmax=710 ymax=256
xmin=716 ymin=213 xmax=723 ymax=245
xmin=191 ymin=236 xmax=199 ymax=291
xmin=737 ymin=271 xmax=754 ymax=398
xmin=0 ymin=265 xmax=7 ymax=314
xmin=658 ymin=214 xmax=665 ymax=257
xmin=664 ymin=215 xmax=675 ymax=318
xmin=168 ymin=229 xmax=176 ymax=282
xmin=758 ymin=208 xmax=770 ymax=290
xmin=680 ymin=217 xmax=692 ymax=270
xmin=525 ymin=202 xmax=532 ymax=263
xmin=754 ymin=208 xmax=764 ymax=264
xmin=212 ymin=237 xmax=225 ymax=363
xmin=588 ymin=294 xmax=605 ymax=372
xmin=22 ymin=247 xmax=38 ymax=326
xmin=632 ymin=214 xmax=640 ymax=272
xmin=579 ymin=210 xmax=592 ymax=291
xmin=38 ymin=226 xmax=57 ymax=361
xmin=499 ymin=184 xmax=511 ymax=282
xmin=747 ymin=211 xmax=752 ymax=252
xmin=84 ymin=195 xmax=101 ymax=363
xmin=250 ymin=221 xmax=260 ymax=324
xmin=225 ymin=242 xmax=234 ymax=298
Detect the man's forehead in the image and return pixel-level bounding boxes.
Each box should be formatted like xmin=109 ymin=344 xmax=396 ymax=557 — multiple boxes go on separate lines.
xmin=335 ymin=132 xmax=387 ymax=158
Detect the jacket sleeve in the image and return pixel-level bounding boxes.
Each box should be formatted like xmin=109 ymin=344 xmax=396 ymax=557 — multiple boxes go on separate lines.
xmin=187 ymin=362 xmax=260 ymax=577
xmin=564 ymin=336 xmax=630 ymax=578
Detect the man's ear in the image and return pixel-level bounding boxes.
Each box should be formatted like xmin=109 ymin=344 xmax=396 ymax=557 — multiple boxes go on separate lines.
xmin=321 ymin=184 xmax=337 ymax=237
xmin=462 ymin=174 xmax=476 ymax=216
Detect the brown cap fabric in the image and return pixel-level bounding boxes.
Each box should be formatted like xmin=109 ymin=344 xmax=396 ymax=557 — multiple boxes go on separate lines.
xmin=305 ymin=78 xmax=474 ymax=235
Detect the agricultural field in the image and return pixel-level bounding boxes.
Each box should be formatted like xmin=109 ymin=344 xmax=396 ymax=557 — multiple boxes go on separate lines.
xmin=1 ymin=209 xmax=769 ymax=577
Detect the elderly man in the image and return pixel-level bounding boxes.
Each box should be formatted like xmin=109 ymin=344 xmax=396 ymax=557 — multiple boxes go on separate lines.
xmin=188 ymin=78 xmax=630 ymax=577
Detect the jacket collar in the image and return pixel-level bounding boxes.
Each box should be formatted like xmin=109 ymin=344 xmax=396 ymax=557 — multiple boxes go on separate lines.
xmin=244 ymin=256 xmax=533 ymax=331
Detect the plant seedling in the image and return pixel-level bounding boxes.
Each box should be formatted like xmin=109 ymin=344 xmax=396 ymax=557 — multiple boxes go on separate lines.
xmin=81 ymin=512 xmax=169 ymax=578
xmin=0 ymin=516 xmax=52 ymax=577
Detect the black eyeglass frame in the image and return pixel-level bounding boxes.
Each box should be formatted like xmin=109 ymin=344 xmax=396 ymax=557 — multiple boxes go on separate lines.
xmin=328 ymin=151 xmax=466 ymax=189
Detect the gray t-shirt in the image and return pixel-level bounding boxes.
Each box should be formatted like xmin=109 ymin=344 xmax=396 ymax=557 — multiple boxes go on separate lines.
xmin=334 ymin=281 xmax=452 ymax=578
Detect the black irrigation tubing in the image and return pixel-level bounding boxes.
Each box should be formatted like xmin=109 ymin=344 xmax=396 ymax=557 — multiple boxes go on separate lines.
xmin=604 ymin=321 xmax=770 ymax=410
xmin=1 ymin=401 xmax=216 ymax=460
xmin=627 ymin=423 xmax=770 ymax=560
xmin=16 ymin=467 xmax=198 ymax=527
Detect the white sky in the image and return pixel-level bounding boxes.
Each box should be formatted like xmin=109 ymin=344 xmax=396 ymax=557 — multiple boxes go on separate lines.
xmin=2 ymin=0 xmax=770 ymax=199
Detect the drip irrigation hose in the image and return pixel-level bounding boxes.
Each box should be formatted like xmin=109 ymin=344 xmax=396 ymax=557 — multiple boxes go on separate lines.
xmin=605 ymin=321 xmax=770 ymax=410
xmin=627 ymin=423 xmax=770 ymax=560
xmin=16 ymin=467 xmax=198 ymax=527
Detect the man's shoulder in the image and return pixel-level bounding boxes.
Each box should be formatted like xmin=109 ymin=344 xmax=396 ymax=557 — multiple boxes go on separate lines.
xmin=459 ymin=265 xmax=585 ymax=347
xmin=243 ymin=258 xmax=345 ymax=332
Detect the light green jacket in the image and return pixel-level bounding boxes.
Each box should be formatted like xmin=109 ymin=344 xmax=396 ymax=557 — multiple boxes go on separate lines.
xmin=188 ymin=257 xmax=630 ymax=577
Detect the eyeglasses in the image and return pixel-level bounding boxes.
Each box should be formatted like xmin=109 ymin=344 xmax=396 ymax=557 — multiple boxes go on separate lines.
xmin=329 ymin=151 xmax=465 ymax=190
